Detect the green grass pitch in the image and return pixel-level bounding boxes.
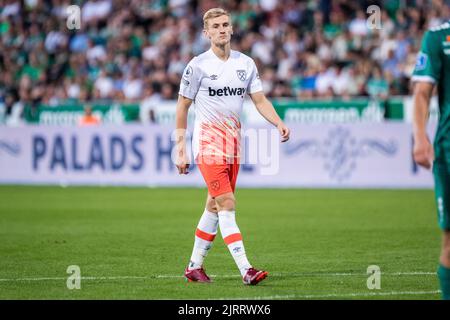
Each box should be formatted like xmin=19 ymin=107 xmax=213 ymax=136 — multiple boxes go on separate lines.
xmin=0 ymin=186 xmax=442 ymax=299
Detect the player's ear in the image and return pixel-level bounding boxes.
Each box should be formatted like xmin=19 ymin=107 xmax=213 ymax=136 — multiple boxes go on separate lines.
xmin=203 ymin=29 xmax=211 ymax=39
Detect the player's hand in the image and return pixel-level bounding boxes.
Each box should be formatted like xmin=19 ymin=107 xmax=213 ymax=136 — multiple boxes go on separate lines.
xmin=413 ymin=135 xmax=434 ymax=169
xmin=277 ymin=122 xmax=290 ymax=142
xmin=176 ymin=152 xmax=190 ymax=175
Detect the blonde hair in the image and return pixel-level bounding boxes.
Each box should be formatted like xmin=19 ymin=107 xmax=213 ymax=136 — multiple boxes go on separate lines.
xmin=203 ymin=8 xmax=231 ymax=29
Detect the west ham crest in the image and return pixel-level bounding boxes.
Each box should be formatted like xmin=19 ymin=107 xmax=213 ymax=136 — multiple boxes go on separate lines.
xmin=236 ymin=70 xmax=246 ymax=81
xmin=210 ymin=180 xmax=221 ymax=191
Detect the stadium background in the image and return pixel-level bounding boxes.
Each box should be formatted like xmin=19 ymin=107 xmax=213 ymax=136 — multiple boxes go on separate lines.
xmin=0 ymin=0 xmax=448 ymax=299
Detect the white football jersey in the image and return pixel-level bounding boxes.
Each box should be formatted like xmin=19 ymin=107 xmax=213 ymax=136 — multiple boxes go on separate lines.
xmin=179 ymin=49 xmax=263 ymax=161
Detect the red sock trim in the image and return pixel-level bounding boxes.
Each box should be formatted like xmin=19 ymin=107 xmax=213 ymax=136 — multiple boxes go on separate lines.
xmin=195 ymin=228 xmax=216 ymax=241
xmin=223 ymin=233 xmax=242 ymax=245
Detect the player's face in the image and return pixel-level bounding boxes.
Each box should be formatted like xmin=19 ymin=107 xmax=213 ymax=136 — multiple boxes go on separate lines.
xmin=204 ymin=15 xmax=233 ymax=46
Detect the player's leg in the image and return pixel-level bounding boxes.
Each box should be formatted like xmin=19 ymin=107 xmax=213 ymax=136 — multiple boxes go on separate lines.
xmin=196 ymin=155 xmax=267 ymax=284
xmin=184 ymin=156 xmax=226 ymax=282
xmin=215 ymin=191 xmax=251 ymax=273
xmin=188 ymin=193 xmax=219 ymax=269
xmin=434 ymin=164 xmax=450 ymax=299
xmin=214 ymin=158 xmax=245 ymax=271
xmin=214 ymin=161 xmax=268 ymax=285
xmin=438 ymin=230 xmax=450 ymax=300
xmin=185 ymin=194 xmax=218 ymax=282
xmin=215 ymin=192 xmax=268 ymax=285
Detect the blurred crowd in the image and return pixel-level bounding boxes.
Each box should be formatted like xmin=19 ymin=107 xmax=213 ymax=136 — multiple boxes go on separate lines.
xmin=1 ymin=0 xmax=450 ymax=121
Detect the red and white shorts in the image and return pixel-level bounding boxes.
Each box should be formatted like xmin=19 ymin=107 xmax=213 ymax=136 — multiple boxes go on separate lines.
xmin=196 ymin=155 xmax=240 ymax=198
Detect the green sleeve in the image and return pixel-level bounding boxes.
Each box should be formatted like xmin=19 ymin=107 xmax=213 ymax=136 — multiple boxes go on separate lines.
xmin=412 ymin=30 xmax=442 ymax=83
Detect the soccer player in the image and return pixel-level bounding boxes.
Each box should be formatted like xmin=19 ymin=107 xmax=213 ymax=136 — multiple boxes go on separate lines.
xmin=79 ymin=105 xmax=101 ymax=126
xmin=175 ymin=8 xmax=290 ymax=285
xmin=412 ymin=20 xmax=450 ymax=300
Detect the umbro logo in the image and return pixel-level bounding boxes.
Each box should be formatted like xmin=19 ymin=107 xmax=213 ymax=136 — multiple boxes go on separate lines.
xmin=210 ymin=74 xmax=218 ymax=80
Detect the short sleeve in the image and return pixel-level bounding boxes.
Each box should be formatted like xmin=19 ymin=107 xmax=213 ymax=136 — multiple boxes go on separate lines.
xmin=248 ymin=59 xmax=263 ymax=94
xmin=411 ymin=30 xmax=442 ymax=83
xmin=179 ymin=58 xmax=201 ymax=100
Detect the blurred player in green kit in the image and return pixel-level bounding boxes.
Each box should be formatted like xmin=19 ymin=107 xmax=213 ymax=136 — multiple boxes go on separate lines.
xmin=412 ymin=20 xmax=450 ymax=300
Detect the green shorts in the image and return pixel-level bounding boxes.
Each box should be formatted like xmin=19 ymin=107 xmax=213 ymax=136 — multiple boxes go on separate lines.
xmin=433 ymin=162 xmax=450 ymax=230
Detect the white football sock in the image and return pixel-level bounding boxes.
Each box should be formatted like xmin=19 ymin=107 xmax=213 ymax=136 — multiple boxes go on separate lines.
xmin=218 ymin=210 xmax=252 ymax=276
xmin=188 ymin=209 xmax=218 ymax=270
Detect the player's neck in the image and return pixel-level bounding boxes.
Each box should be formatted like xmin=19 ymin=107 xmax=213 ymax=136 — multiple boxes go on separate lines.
xmin=210 ymin=44 xmax=231 ymax=61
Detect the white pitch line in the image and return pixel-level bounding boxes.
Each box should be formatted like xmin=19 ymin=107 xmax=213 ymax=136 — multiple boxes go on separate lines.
xmin=0 ymin=277 xmax=67 ymax=282
xmin=217 ymin=290 xmax=442 ymax=300
xmin=0 ymin=271 xmax=437 ymax=282
xmin=0 ymin=276 xmax=152 ymax=282
xmin=156 ymin=271 xmax=436 ymax=278
xmin=156 ymin=274 xmax=238 ymax=279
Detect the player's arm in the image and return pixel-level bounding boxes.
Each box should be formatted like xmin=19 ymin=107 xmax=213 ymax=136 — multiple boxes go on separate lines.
xmin=175 ymin=95 xmax=193 ymax=174
xmin=249 ymin=91 xmax=290 ymax=142
xmin=411 ymin=29 xmax=441 ymax=170
xmin=412 ymin=82 xmax=434 ymax=169
xmin=176 ymin=58 xmax=199 ymax=175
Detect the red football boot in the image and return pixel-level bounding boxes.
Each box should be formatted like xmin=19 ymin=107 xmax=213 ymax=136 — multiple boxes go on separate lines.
xmin=242 ymin=268 xmax=268 ymax=285
xmin=184 ymin=267 xmax=212 ymax=283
